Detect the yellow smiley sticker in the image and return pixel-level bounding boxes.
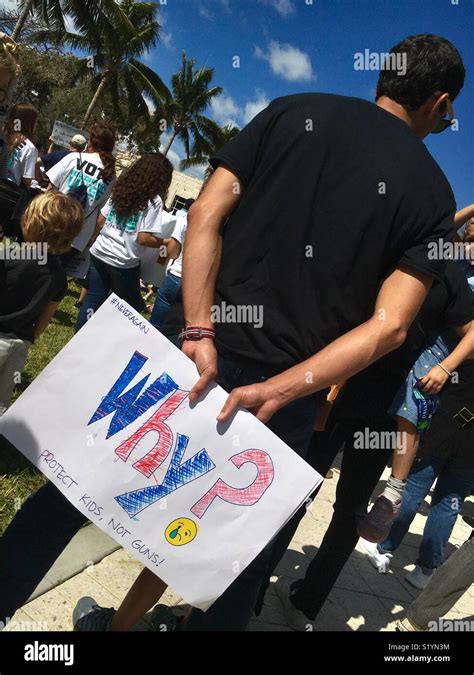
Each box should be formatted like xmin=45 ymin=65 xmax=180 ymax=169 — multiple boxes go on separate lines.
xmin=165 ymin=518 xmax=198 ymax=546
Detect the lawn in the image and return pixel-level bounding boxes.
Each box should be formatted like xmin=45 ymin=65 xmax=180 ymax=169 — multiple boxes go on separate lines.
xmin=0 ymin=281 xmax=82 ymax=535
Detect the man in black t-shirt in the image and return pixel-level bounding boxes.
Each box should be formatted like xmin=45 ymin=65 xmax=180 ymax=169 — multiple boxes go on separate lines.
xmin=175 ymin=34 xmax=466 ymax=632
xmin=0 ymin=34 xmax=466 ymax=633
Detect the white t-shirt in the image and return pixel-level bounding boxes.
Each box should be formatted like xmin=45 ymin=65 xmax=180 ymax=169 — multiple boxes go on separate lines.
xmin=91 ymin=197 xmax=164 ymax=269
xmin=47 ymin=152 xmax=114 ymax=251
xmin=166 ymin=214 xmax=188 ymax=279
xmin=8 ymin=137 xmax=38 ymax=185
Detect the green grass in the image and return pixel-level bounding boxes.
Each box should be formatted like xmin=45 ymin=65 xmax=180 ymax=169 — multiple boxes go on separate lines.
xmin=0 ymin=280 xmax=82 ymax=535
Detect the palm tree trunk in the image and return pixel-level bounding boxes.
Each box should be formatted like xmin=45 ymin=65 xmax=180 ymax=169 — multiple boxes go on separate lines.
xmin=162 ymin=129 xmax=178 ymax=157
xmin=81 ymin=74 xmax=109 ymax=129
xmin=12 ymin=0 xmax=34 ymax=41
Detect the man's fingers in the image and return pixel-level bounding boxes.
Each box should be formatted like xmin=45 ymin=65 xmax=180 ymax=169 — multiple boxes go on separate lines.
xmin=189 ymin=368 xmax=217 ymax=403
xmin=217 ymin=390 xmax=242 ymax=422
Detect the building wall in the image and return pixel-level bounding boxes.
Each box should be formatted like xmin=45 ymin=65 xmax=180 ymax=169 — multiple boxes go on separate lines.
xmin=166 ymin=170 xmax=204 ymax=210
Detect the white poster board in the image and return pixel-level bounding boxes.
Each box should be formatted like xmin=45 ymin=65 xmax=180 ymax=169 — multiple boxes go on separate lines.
xmin=0 ymin=296 xmax=322 ymax=609
xmin=51 ymin=121 xmax=89 ymax=149
xmin=62 ymin=248 xmax=90 ymax=280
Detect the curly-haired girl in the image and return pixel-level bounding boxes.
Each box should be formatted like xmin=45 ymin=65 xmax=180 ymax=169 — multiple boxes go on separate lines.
xmin=76 ymin=152 xmax=173 ymax=331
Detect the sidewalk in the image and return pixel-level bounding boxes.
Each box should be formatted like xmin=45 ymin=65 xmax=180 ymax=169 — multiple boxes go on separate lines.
xmin=6 ymin=465 xmax=474 ymax=632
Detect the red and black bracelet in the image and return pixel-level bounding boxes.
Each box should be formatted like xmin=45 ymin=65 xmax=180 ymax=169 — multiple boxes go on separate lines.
xmin=179 ymin=326 xmax=216 ymax=342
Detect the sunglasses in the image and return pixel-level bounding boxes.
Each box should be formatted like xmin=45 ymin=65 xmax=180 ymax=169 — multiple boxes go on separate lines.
xmin=431 ymin=98 xmax=454 ymax=134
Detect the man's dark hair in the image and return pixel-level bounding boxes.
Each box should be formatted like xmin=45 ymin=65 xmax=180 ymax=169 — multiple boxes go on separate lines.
xmin=376 ymin=34 xmax=465 ymax=110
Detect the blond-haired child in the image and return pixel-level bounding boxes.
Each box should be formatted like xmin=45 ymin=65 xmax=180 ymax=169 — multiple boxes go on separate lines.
xmin=0 ymin=192 xmax=83 ymax=413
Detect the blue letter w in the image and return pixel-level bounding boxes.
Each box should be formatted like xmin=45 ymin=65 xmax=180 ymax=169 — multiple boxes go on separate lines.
xmin=88 ymin=351 xmax=179 ymax=439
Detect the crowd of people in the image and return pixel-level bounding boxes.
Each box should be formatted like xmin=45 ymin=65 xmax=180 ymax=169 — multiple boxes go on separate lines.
xmin=0 ymin=30 xmax=473 ymax=633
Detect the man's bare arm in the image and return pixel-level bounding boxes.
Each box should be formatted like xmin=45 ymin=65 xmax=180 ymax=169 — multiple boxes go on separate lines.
xmin=218 ymin=266 xmax=434 ymax=422
xmin=181 ymin=166 xmax=244 ymax=401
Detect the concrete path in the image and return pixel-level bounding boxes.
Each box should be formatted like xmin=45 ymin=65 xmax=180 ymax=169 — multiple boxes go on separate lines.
xmin=6 ymin=466 xmax=473 ymax=632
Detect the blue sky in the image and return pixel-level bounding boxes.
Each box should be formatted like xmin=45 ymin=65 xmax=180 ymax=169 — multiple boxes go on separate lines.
xmin=147 ymin=0 xmax=472 ymax=208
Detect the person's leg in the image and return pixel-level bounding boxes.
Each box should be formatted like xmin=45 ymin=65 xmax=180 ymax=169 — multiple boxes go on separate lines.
xmin=391 ymin=417 xmax=420 ymax=481
xmin=407 ymin=537 xmax=474 ymax=629
xmin=108 ymin=264 xmax=145 ymax=313
xmin=357 ymin=417 xmax=418 ymax=542
xmin=415 ymin=465 xmax=474 ymax=573
xmin=379 ymin=455 xmax=442 ymax=555
xmin=76 ymin=257 xmax=111 ymax=331
xmin=110 ymin=568 xmax=168 ymax=631
xmin=250 ymin=423 xmax=347 ymax=616
xmin=182 ymin=355 xmax=321 ymax=631
xmin=0 ymin=336 xmax=30 ymax=414
xmin=0 ymin=482 xmax=87 ymax=624
xmin=149 ymin=273 xmax=181 ymax=330
xmin=290 ymin=421 xmax=391 ymax=619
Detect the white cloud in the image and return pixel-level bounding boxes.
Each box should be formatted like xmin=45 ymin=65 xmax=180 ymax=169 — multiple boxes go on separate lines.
xmin=211 ymin=94 xmax=240 ymax=127
xmin=243 ymin=91 xmax=270 ymax=124
xmin=258 ymin=0 xmax=295 ymax=17
xmin=143 ymin=94 xmax=156 ymax=115
xmin=255 ymin=41 xmax=314 ymax=82
xmin=161 ymin=31 xmax=172 ymax=48
xmin=199 ymin=5 xmax=214 ymax=21
xmin=210 ymin=91 xmax=270 ymax=127
xmin=159 ymin=133 xmax=183 ymax=170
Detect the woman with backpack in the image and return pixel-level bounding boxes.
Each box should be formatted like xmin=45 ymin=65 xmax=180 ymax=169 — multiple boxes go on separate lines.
xmin=46 ymin=123 xmax=116 ymax=253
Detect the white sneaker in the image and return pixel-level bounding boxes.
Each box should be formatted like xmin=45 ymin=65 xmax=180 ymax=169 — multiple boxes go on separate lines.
xmin=274 ymin=576 xmax=314 ymax=632
xmin=359 ymin=537 xmax=392 ymax=573
xmin=405 ymin=565 xmax=433 ymax=590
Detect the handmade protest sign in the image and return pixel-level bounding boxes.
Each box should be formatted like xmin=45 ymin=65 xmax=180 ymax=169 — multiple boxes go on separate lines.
xmin=0 ymin=295 xmax=322 ymax=609
xmin=51 ymin=121 xmax=89 ymax=149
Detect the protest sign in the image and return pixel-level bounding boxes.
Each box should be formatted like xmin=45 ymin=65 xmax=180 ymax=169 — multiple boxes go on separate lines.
xmin=0 ymin=295 xmax=322 ymax=609
xmin=61 ymin=248 xmax=90 ymax=280
xmin=50 ymin=121 xmax=88 ymax=149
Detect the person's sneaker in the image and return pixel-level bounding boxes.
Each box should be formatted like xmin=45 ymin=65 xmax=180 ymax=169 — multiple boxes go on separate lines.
xmin=149 ymin=604 xmax=181 ymax=632
xmin=396 ymin=617 xmax=423 ymax=631
xmin=405 ymin=565 xmax=433 ymax=590
xmin=274 ymin=576 xmax=314 ymax=632
xmin=359 ymin=537 xmax=393 ymax=573
xmin=357 ymin=495 xmax=401 ymax=543
xmin=73 ymin=596 xmax=116 ymax=631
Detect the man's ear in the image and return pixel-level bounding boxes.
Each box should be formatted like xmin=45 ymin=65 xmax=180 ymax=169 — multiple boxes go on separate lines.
xmin=431 ymin=91 xmax=450 ymax=116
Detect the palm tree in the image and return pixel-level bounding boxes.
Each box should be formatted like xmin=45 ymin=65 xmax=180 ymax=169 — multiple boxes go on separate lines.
xmin=180 ymin=123 xmax=240 ymax=172
xmin=161 ymin=52 xmax=223 ymax=161
xmin=32 ymin=0 xmax=169 ymax=128
xmin=12 ymin=0 xmax=133 ymax=42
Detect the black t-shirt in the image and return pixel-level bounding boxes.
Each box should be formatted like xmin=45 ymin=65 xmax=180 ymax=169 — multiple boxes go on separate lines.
xmin=42 ymin=149 xmax=70 ymax=172
xmin=167 ymin=93 xmax=455 ymax=370
xmin=0 ymin=257 xmax=67 ymax=342
xmin=336 ymin=261 xmax=473 ymax=419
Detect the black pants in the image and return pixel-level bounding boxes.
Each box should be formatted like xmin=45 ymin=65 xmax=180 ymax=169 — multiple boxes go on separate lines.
xmin=290 ymin=419 xmax=392 ymax=620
